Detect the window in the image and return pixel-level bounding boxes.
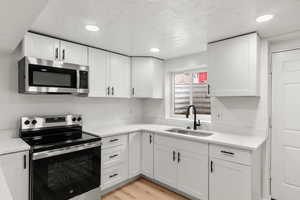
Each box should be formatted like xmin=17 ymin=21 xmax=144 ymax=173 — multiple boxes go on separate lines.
xmin=171 ymin=69 xmax=211 ymax=120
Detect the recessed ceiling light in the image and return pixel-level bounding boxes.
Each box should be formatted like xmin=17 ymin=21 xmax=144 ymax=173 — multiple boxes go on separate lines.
xmin=256 ymin=14 xmax=274 ymax=23
xmin=150 ymin=48 xmax=160 ymax=53
xmin=85 ymin=25 xmax=100 ymax=32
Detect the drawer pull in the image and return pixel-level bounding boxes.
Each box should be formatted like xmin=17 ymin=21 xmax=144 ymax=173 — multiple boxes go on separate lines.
xmin=109 ymin=154 xmax=119 ymax=159
xmin=109 ymin=139 xmax=119 ymax=143
xmin=220 ymin=150 xmax=235 ymax=155
xmin=109 ymin=173 xmax=118 ymax=178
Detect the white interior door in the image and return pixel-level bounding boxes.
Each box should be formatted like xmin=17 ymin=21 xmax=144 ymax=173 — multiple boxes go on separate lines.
xmin=272 ymin=49 xmax=300 ymax=200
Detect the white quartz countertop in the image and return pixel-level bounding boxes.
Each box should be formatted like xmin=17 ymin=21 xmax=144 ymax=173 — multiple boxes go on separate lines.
xmin=0 ymin=138 xmax=30 ymax=156
xmin=85 ymin=124 xmax=266 ymax=151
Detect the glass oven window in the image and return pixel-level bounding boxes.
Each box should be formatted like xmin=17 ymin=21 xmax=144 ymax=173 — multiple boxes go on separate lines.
xmin=29 ymin=64 xmax=77 ymax=88
xmin=32 ymin=147 xmax=100 ymax=200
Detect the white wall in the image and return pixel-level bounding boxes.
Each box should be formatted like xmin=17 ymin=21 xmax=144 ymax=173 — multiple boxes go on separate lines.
xmin=0 ymin=52 xmax=144 ymax=136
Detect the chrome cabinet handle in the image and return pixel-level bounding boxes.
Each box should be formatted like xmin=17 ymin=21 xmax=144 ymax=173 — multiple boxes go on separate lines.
xmin=210 ymin=160 xmax=214 ymax=173
xmin=132 ymin=88 xmax=135 ymax=96
xmin=112 ymin=87 xmax=114 ymax=96
xmin=109 ymin=138 xmax=119 ymax=142
xmin=177 ymin=152 xmax=181 ymax=163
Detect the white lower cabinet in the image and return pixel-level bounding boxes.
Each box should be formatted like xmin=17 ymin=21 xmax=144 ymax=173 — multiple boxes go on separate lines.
xmin=154 ymin=144 xmax=177 ymax=188
xmin=177 ymin=150 xmax=208 ymax=199
xmin=0 ymin=151 xmax=29 ymax=200
xmin=141 ymin=132 xmax=154 ymax=178
xmin=210 ymin=159 xmax=251 ymax=200
xmin=129 ymin=132 xmax=142 ymax=178
xmin=154 ymin=135 xmax=209 ymax=200
xmin=101 ymin=135 xmax=128 ymax=191
xmin=209 ymin=144 xmax=261 ymax=200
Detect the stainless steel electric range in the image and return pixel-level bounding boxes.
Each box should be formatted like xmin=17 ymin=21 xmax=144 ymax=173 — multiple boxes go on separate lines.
xmin=19 ymin=114 xmax=101 ymax=200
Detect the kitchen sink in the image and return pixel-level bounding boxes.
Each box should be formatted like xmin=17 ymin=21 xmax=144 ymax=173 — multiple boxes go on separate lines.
xmin=165 ymin=128 xmax=213 ymax=137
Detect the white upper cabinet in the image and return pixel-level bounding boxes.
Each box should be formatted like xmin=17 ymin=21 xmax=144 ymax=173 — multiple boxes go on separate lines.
xmin=0 ymin=151 xmax=29 ymax=200
xmin=208 ymin=33 xmax=260 ymax=96
xmin=131 ymin=57 xmax=164 ymax=98
xmin=60 ymin=41 xmax=88 ymax=65
xmin=88 ymin=49 xmax=131 ymax=98
xmin=23 ymin=32 xmax=60 ymax=61
xmin=109 ymin=53 xmax=131 ymax=98
xmin=88 ymin=48 xmax=109 ymax=97
xmin=23 ymin=33 xmax=88 ymax=66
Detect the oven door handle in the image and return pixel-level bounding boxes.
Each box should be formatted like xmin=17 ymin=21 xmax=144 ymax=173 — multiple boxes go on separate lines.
xmin=32 ymin=141 xmax=101 ymax=160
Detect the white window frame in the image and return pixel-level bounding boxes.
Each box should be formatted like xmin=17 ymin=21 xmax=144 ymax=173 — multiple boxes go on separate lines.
xmin=165 ymin=65 xmax=211 ymax=123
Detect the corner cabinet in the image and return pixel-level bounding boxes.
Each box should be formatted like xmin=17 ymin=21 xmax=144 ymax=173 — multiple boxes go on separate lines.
xmin=128 ymin=132 xmax=142 ymax=178
xmin=0 ymin=151 xmax=29 ymax=200
xmin=88 ymin=47 xmax=131 ymax=98
xmin=141 ymin=132 xmax=154 ymax=178
xmin=208 ymin=33 xmax=260 ymax=96
xmin=23 ymin=32 xmax=88 ymax=66
xmin=131 ymin=57 xmax=164 ymax=98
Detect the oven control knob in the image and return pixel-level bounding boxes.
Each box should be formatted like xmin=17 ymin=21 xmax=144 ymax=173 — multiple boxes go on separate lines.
xmin=24 ymin=120 xmax=30 ymax=125
xmin=32 ymin=120 xmax=37 ymax=125
xmin=77 ymin=117 xmax=82 ymax=122
xmin=72 ymin=117 xmax=76 ymax=122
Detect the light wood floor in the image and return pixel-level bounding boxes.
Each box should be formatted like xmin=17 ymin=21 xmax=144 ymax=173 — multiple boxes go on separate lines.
xmin=102 ymin=178 xmax=190 ymax=200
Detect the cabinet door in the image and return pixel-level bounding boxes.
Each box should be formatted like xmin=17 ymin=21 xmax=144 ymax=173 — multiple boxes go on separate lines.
xmin=109 ymin=53 xmax=131 ymax=98
xmin=23 ymin=33 xmax=59 ymax=61
xmin=60 ymin=41 xmax=88 ymax=65
xmin=154 ymin=144 xmax=177 ymax=188
xmin=129 ymin=132 xmax=141 ymax=178
xmin=88 ymin=48 xmax=109 ymax=97
xmin=208 ymin=33 xmax=259 ymax=96
xmin=177 ymin=151 xmax=208 ymax=200
xmin=131 ymin=57 xmax=154 ymax=98
xmin=142 ymin=132 xmax=154 ymax=178
xmin=0 ymin=151 xmax=29 ymax=200
xmin=209 ymin=159 xmax=251 ymax=200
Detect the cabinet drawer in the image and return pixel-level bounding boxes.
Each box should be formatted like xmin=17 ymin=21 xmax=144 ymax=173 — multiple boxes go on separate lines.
xmin=155 ymin=135 xmax=208 ymax=155
xmin=102 ymin=163 xmax=127 ymax=190
xmin=210 ymin=144 xmax=251 ymax=165
xmin=102 ymin=145 xmax=126 ymax=168
xmin=102 ymin=135 xmax=127 ymax=149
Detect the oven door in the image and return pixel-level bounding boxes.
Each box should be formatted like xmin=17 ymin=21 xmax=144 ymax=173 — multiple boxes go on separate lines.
xmin=31 ymin=142 xmax=101 ymax=200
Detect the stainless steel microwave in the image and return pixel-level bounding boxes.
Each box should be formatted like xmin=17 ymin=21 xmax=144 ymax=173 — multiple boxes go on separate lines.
xmin=18 ymin=57 xmax=89 ymax=95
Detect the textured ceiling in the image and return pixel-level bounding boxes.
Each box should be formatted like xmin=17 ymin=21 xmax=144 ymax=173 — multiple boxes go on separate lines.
xmin=30 ymin=0 xmax=300 ymax=59
xmin=0 ymin=0 xmax=48 ymax=52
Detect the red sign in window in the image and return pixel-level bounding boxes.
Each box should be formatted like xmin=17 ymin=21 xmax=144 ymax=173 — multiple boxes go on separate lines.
xmin=198 ymin=72 xmax=207 ymax=83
